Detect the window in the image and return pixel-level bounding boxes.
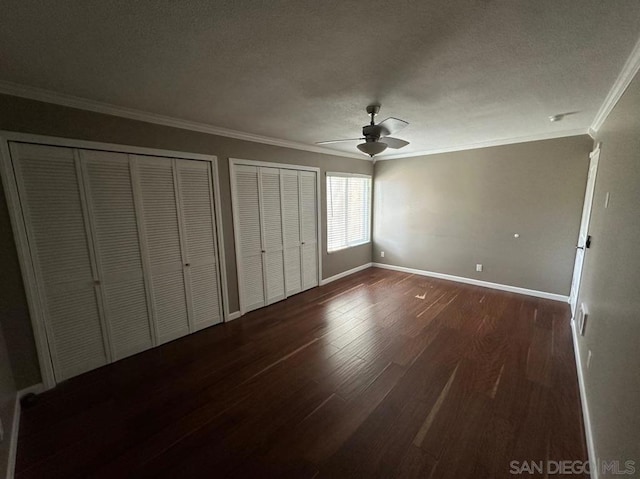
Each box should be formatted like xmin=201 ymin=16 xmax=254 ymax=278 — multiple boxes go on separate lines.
xmin=326 ymin=173 xmax=372 ymax=252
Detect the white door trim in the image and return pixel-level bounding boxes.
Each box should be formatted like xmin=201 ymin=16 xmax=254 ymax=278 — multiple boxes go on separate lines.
xmin=0 ymin=131 xmax=229 ymax=390
xmin=569 ymin=144 xmax=601 ymax=316
xmin=229 ymin=158 xmax=322 ymax=315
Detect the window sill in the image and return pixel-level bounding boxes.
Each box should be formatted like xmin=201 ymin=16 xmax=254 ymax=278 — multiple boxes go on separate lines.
xmin=327 ymin=241 xmax=371 ymax=254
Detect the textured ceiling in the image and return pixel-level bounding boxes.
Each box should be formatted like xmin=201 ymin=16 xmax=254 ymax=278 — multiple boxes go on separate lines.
xmin=1 ymin=0 xmax=640 ymax=158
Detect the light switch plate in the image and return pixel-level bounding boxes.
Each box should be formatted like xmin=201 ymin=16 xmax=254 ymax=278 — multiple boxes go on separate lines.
xmin=578 ymin=303 xmax=588 ymax=335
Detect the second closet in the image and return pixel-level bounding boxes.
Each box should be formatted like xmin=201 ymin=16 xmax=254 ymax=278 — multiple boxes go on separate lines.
xmin=231 ymin=161 xmax=319 ymax=314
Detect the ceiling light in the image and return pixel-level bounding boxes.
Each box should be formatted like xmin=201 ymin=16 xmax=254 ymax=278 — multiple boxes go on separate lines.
xmin=549 ymin=114 xmax=565 ymax=122
xmin=357 ymin=142 xmax=388 ymax=157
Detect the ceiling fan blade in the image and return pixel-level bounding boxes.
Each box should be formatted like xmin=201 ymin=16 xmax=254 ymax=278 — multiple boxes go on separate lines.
xmin=378 ymin=117 xmax=409 ymax=136
xmin=381 ymin=137 xmax=410 ymax=149
xmin=316 ymin=138 xmax=364 ymax=145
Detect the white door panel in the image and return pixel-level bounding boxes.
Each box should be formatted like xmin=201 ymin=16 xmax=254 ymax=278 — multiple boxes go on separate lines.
xmin=133 ymin=155 xmax=190 ymax=343
xmin=10 ymin=143 xmax=108 ymax=381
xmin=176 ymin=159 xmax=223 ymax=329
xmin=259 ymin=167 xmax=285 ymax=304
xmin=281 ymin=169 xmax=302 ymax=296
xmin=234 ymin=165 xmax=265 ymax=312
xmin=299 ymin=171 xmax=318 ymax=290
xmin=80 ymin=150 xmax=153 ymax=359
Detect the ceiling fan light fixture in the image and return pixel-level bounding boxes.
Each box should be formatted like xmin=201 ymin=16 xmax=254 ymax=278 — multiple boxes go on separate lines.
xmin=357 ymin=141 xmax=388 ymax=157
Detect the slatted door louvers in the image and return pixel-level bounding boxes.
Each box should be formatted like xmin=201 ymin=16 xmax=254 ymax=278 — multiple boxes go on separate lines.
xmin=10 ymin=143 xmax=224 ymax=382
xmin=232 ymin=163 xmax=319 ymax=314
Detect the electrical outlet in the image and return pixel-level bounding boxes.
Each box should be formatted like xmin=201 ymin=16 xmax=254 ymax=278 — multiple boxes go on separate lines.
xmin=380 ymin=251 xmax=385 ymax=258
xmin=476 ymin=264 xmax=483 ymax=272
xmin=587 ymin=350 xmax=593 ymax=369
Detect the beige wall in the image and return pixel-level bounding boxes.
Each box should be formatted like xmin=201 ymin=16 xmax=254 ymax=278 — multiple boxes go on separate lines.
xmin=0 ymin=94 xmax=372 ymax=388
xmin=373 ymin=136 xmax=593 ymax=295
xmin=577 ymin=72 xmax=640 ymax=465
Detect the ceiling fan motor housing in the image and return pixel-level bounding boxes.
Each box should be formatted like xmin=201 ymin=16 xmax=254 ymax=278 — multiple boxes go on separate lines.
xmin=362 ymin=124 xmax=383 ymax=140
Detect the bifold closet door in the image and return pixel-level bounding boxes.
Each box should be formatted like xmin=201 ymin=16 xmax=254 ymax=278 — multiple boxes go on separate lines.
xmin=234 ymin=164 xmax=319 ymax=312
xmin=80 ymin=150 xmax=154 ymax=360
xmin=132 ymin=155 xmax=191 ymax=344
xmin=300 ymin=171 xmax=319 ymax=290
xmin=233 ymin=165 xmax=265 ymax=312
xmin=10 ymin=143 xmax=109 ymax=381
xmin=259 ymin=167 xmax=285 ymax=304
xmin=176 ymin=160 xmax=223 ymax=330
xmin=280 ymin=169 xmax=302 ymax=296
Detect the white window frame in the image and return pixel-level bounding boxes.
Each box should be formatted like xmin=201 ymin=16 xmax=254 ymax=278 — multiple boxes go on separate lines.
xmin=326 ymin=172 xmax=372 ymax=253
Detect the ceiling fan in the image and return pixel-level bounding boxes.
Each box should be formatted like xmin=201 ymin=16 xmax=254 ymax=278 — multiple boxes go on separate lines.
xmin=317 ymin=105 xmax=410 ymax=157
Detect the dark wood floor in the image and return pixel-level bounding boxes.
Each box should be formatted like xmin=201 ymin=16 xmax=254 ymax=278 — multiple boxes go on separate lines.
xmin=16 ymin=268 xmax=587 ymax=478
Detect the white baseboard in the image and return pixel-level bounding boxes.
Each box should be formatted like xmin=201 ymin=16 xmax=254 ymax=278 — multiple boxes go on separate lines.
xmin=571 ymin=320 xmax=597 ymax=479
xmin=227 ymin=311 xmax=242 ymax=321
xmin=320 ymin=262 xmax=373 ymax=286
xmin=372 ymin=263 xmax=569 ymax=302
xmin=19 ymin=383 xmax=45 ymax=397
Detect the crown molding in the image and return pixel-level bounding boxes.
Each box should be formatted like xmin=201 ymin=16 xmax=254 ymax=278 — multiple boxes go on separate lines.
xmin=374 ymin=127 xmax=589 ymax=161
xmin=590 ymin=35 xmax=640 ymax=134
xmin=0 ymin=80 xmax=600 ymax=162
xmin=0 ymin=80 xmax=367 ymax=160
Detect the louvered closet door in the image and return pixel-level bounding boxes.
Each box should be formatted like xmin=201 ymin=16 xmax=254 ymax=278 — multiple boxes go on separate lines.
xmin=259 ymin=167 xmax=286 ymax=304
xmin=233 ymin=165 xmax=265 ymax=312
xmin=176 ymin=160 xmax=223 ymax=330
xmin=133 ymin=156 xmax=190 ymax=343
xmin=80 ymin=150 xmax=154 ymax=359
xmin=300 ymin=171 xmax=319 ymax=290
xmin=10 ymin=143 xmax=108 ymax=381
xmin=280 ymin=169 xmax=302 ymax=296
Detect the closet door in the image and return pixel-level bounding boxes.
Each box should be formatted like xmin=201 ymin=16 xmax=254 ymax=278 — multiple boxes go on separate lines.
xmin=10 ymin=143 xmax=108 ymax=381
xmin=176 ymin=160 xmax=223 ymax=330
xmin=80 ymin=150 xmax=154 ymax=359
xmin=259 ymin=167 xmax=285 ymax=304
xmin=300 ymin=171 xmax=319 ymax=290
xmin=133 ymin=155 xmax=190 ymax=343
xmin=233 ymin=165 xmax=265 ymax=312
xmin=280 ymin=169 xmax=302 ymax=296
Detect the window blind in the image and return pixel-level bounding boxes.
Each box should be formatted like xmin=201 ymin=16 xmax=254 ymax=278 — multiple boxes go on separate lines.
xmin=326 ymin=173 xmax=371 ymax=252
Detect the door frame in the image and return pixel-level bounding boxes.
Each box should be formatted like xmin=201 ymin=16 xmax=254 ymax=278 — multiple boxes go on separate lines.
xmin=569 ymin=143 xmax=601 ymax=316
xmin=229 ymin=158 xmax=322 ymax=316
xmin=0 ymin=131 xmax=230 ymax=390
